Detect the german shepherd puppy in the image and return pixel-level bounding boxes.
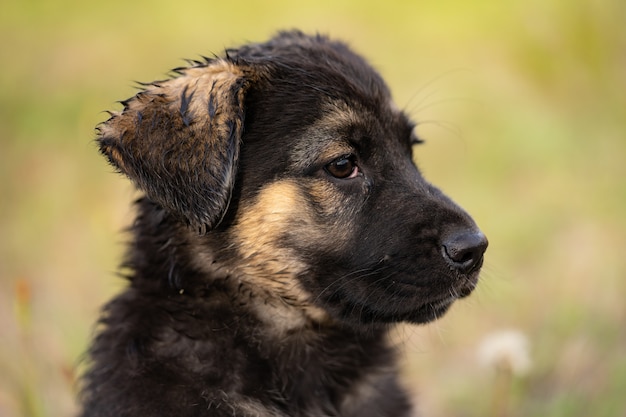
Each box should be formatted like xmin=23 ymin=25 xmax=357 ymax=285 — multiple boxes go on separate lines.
xmin=82 ymin=30 xmax=487 ymax=417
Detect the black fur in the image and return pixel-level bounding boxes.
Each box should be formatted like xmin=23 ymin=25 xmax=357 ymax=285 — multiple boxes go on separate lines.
xmin=82 ymin=31 xmax=487 ymax=417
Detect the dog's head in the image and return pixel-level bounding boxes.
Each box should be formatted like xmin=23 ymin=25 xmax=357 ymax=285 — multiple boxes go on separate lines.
xmin=98 ymin=31 xmax=487 ymax=329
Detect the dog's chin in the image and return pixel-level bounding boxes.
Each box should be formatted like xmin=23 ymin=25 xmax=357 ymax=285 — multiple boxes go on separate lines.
xmin=333 ymin=296 xmax=456 ymax=329
xmin=403 ymin=295 xmax=458 ymax=324
xmin=327 ymin=271 xmax=480 ymax=328
xmin=400 ymin=274 xmax=480 ymax=324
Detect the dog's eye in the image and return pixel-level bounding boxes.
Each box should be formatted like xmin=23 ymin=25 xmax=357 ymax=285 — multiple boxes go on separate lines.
xmin=325 ymin=155 xmax=359 ymax=179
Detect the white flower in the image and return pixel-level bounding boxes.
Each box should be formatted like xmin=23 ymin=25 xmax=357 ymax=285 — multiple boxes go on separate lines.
xmin=478 ymin=329 xmax=531 ymax=376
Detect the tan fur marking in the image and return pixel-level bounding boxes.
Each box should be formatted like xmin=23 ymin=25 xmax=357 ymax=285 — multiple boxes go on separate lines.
xmin=322 ymin=99 xmax=362 ymax=127
xmin=231 ymin=180 xmax=330 ymax=333
xmin=97 ymin=59 xmax=256 ymax=227
xmin=103 ymin=142 xmax=126 ymax=172
xmin=318 ymin=141 xmax=354 ymax=164
xmin=98 ymin=60 xmax=248 ymax=148
xmin=290 ymin=100 xmax=361 ymax=172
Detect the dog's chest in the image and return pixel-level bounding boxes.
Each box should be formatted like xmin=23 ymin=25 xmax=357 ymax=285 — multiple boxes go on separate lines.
xmin=153 ymin=307 xmax=410 ymax=416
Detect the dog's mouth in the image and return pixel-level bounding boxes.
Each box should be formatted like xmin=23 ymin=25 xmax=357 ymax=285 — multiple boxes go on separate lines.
xmin=379 ymin=269 xmax=481 ymax=324
xmin=392 ymin=267 xmax=479 ymax=296
xmin=425 ymin=279 xmax=477 ymax=310
xmin=308 ymin=252 xmax=484 ymax=326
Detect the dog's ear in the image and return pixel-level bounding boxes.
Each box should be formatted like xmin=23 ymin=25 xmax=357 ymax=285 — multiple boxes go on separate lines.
xmin=98 ymin=60 xmax=252 ymax=231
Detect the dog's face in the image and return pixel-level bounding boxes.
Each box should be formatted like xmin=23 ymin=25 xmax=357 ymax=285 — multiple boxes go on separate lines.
xmin=98 ymin=31 xmax=486 ymax=330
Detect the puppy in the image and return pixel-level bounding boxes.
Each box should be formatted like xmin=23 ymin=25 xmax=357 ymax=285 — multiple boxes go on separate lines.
xmin=81 ymin=30 xmax=487 ymax=417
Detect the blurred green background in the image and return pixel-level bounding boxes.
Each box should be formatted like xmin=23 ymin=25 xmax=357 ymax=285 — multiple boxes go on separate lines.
xmin=1 ymin=0 xmax=624 ymax=416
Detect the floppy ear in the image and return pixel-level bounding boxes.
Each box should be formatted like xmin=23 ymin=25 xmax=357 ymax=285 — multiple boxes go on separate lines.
xmin=98 ymin=59 xmax=252 ymax=231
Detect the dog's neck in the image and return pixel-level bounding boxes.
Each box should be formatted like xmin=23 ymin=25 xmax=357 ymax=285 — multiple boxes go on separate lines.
xmin=82 ymin=198 xmax=409 ymax=415
xmin=192 ymin=244 xmax=347 ymax=340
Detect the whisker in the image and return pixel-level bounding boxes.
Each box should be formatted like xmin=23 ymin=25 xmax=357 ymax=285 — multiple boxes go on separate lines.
xmin=402 ymin=68 xmax=472 ymax=114
xmin=312 ymin=266 xmax=384 ymax=303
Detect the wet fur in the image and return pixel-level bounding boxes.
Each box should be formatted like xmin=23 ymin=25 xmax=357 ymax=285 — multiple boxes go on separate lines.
xmin=82 ymin=31 xmax=485 ymax=417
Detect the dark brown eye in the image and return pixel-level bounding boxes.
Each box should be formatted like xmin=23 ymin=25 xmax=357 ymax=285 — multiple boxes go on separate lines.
xmin=325 ymin=155 xmax=359 ymax=179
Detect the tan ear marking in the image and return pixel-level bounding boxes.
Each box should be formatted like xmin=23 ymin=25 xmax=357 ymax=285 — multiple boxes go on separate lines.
xmin=97 ymin=59 xmax=255 ymax=230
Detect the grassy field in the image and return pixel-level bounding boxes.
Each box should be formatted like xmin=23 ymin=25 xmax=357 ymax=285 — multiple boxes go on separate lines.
xmin=1 ymin=0 xmax=625 ymax=416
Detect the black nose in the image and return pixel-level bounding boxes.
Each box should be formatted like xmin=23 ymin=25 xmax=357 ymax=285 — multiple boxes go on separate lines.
xmin=442 ymin=230 xmax=488 ymax=274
